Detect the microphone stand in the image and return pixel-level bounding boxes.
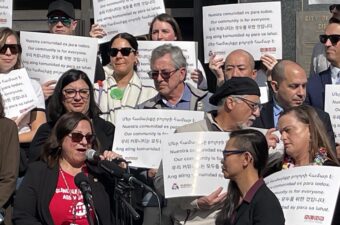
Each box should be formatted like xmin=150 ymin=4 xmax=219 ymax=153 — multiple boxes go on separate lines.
xmin=113 ymin=163 xmax=140 ymax=225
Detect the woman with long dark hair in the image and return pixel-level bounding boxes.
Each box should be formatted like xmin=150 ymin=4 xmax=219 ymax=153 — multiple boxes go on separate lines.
xmin=29 ymin=69 xmax=115 ymax=162
xmin=216 ymin=129 xmax=284 ymax=225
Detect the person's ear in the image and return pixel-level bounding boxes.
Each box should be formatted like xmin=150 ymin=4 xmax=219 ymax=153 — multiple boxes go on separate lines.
xmin=243 ymin=152 xmax=253 ymax=166
xmin=271 ymin=80 xmax=279 ymax=93
xmin=71 ymin=20 xmax=78 ymax=31
xmin=178 ymin=67 xmax=186 ymax=81
xmin=225 ymin=96 xmax=235 ymax=111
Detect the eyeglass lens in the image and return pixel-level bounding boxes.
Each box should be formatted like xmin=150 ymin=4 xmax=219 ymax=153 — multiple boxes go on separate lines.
xmin=70 ymin=133 xmax=95 ymax=143
xmin=108 ymin=48 xmax=134 ymax=57
xmin=0 ymin=44 xmax=21 ymax=54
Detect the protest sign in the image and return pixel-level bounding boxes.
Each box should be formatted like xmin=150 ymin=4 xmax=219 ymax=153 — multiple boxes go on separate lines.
xmin=0 ymin=0 xmax=12 ymax=28
xmin=325 ymin=85 xmax=340 ymax=142
xmin=93 ymin=0 xmax=165 ymax=43
xmin=202 ymin=1 xmax=282 ymax=63
xmin=137 ymin=40 xmax=198 ymax=87
xmin=309 ymin=0 xmax=339 ymax=4
xmin=0 ymin=68 xmax=38 ymax=118
xmin=265 ymin=166 xmax=340 ymax=225
xmin=163 ymin=132 xmax=229 ymax=198
xmin=20 ymin=31 xmax=98 ymax=84
xmin=113 ymin=109 xmax=204 ymax=168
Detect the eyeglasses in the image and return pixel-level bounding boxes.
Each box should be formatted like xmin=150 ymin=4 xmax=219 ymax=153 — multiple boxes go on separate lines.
xmin=234 ymin=96 xmax=262 ymax=112
xmin=63 ymin=88 xmax=90 ymax=99
xmin=329 ymin=4 xmax=340 ymax=13
xmin=108 ymin=47 xmax=135 ymax=57
xmin=319 ymin=35 xmax=340 ymax=46
xmin=0 ymin=44 xmax=22 ymax=55
xmin=147 ymin=69 xmax=179 ymax=80
xmin=68 ymin=132 xmax=96 ymax=143
xmin=48 ymin=16 xmax=72 ymax=27
xmin=222 ymin=150 xmax=246 ymax=156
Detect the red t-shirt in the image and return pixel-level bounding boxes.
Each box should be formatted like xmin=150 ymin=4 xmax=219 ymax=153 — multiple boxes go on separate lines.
xmin=49 ymin=169 xmax=93 ymax=225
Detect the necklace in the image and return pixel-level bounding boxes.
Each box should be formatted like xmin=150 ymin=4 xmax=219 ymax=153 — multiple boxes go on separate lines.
xmin=59 ymin=167 xmax=80 ymax=225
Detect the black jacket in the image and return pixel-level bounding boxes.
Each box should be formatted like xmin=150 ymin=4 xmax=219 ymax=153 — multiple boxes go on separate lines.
xmin=13 ymin=161 xmax=115 ymax=225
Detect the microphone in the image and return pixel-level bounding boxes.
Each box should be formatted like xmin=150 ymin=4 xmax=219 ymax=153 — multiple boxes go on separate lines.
xmin=74 ymin=172 xmax=93 ymax=203
xmin=86 ymin=149 xmax=127 ymax=163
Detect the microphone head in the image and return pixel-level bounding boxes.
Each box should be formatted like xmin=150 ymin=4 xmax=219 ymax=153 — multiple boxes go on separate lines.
xmin=74 ymin=172 xmax=90 ymax=189
xmin=86 ymin=149 xmax=99 ymax=162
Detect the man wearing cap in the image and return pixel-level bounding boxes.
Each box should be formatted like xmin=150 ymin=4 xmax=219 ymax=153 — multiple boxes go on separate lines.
xmin=47 ymin=0 xmax=77 ymax=35
xmin=154 ymin=77 xmax=262 ymax=225
xmin=42 ymin=0 xmax=105 ymax=100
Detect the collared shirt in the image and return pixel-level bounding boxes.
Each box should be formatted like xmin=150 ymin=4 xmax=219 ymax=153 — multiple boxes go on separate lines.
xmin=330 ymin=65 xmax=340 ymax=84
xmin=161 ymin=84 xmax=191 ymax=110
xmin=273 ymin=97 xmax=283 ymax=128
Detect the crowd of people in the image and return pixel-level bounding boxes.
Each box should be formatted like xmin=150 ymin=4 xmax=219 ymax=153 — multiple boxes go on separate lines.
xmin=0 ymin=0 xmax=340 ymax=225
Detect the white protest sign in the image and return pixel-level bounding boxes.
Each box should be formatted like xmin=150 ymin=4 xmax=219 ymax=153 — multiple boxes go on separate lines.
xmin=0 ymin=0 xmax=12 ymax=28
xmin=163 ymin=132 xmax=229 ymax=198
xmin=113 ymin=109 xmax=204 ymax=168
xmin=309 ymin=0 xmax=339 ymax=4
xmin=202 ymin=2 xmax=282 ymax=63
xmin=324 ymin=85 xmax=340 ymax=142
xmin=259 ymin=86 xmax=269 ymax=104
xmin=20 ymin=31 xmax=98 ymax=84
xmin=0 ymin=68 xmax=38 ymax=118
xmin=265 ymin=166 xmax=340 ymax=225
xmin=137 ymin=41 xmax=198 ymax=87
xmin=93 ymin=0 xmax=166 ymax=44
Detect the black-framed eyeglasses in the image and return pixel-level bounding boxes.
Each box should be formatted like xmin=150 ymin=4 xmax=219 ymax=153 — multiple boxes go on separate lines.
xmin=147 ymin=69 xmax=179 ymax=80
xmin=329 ymin=4 xmax=340 ymax=13
xmin=222 ymin=150 xmax=247 ymax=156
xmin=108 ymin=47 xmax=135 ymax=57
xmin=234 ymin=96 xmax=262 ymax=112
xmin=68 ymin=132 xmax=96 ymax=143
xmin=319 ymin=35 xmax=340 ymax=46
xmin=63 ymin=88 xmax=90 ymax=99
xmin=0 ymin=44 xmax=22 ymax=55
xmin=48 ymin=16 xmax=72 ymax=27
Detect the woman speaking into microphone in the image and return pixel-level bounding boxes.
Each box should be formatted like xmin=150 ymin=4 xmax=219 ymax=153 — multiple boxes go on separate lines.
xmin=13 ymin=112 xmax=119 ymax=225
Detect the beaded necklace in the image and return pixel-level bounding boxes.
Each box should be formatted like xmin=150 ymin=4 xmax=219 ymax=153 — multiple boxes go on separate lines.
xmin=282 ymin=147 xmax=329 ymax=169
xmin=59 ymin=167 xmax=81 ymax=225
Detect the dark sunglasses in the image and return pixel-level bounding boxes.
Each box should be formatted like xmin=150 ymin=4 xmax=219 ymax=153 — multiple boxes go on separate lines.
xmin=222 ymin=150 xmax=247 ymax=156
xmin=0 ymin=44 xmax=22 ymax=55
xmin=329 ymin=4 xmax=340 ymax=12
xmin=48 ymin=16 xmax=72 ymax=27
xmin=108 ymin=47 xmax=135 ymax=57
xmin=68 ymin=132 xmax=95 ymax=143
xmin=147 ymin=69 xmax=179 ymax=80
xmin=319 ymin=34 xmax=340 ymax=45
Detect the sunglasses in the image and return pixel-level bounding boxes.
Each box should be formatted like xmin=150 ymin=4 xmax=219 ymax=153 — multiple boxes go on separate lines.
xmin=48 ymin=16 xmax=72 ymax=27
xmin=68 ymin=132 xmax=96 ymax=143
xmin=319 ymin=35 xmax=340 ymax=46
xmin=222 ymin=150 xmax=247 ymax=156
xmin=0 ymin=44 xmax=22 ymax=55
xmin=329 ymin=4 xmax=340 ymax=12
xmin=147 ymin=69 xmax=179 ymax=80
xmin=108 ymin=47 xmax=135 ymax=57
xmin=234 ymin=96 xmax=262 ymax=112
xmin=63 ymin=88 xmax=90 ymax=99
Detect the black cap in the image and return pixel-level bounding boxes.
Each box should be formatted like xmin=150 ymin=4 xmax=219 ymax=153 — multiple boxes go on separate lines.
xmin=47 ymin=0 xmax=75 ymax=19
xmin=209 ymin=77 xmax=261 ymax=106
